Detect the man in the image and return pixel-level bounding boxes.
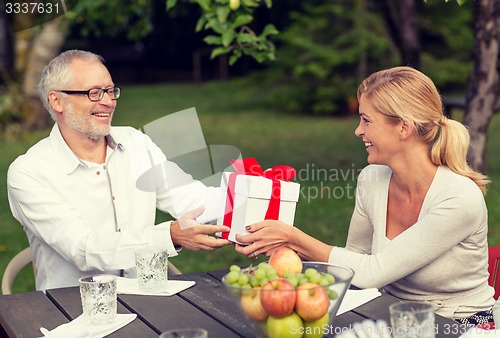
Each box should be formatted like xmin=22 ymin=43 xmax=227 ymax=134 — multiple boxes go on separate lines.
xmin=7 ymin=50 xmax=231 ymax=291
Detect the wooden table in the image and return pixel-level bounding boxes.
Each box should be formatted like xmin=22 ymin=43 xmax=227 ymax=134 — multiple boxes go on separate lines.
xmin=0 ymin=270 xmax=465 ymax=338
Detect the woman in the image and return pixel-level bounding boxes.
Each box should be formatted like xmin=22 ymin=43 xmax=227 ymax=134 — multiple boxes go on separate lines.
xmin=235 ymin=66 xmax=495 ymax=325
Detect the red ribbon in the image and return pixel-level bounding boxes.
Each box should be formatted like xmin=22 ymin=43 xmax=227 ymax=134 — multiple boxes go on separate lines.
xmin=221 ymin=158 xmax=296 ymax=239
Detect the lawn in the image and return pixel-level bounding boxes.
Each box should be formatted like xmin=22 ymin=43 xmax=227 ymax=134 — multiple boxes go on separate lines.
xmin=1 ymin=78 xmax=499 ymax=293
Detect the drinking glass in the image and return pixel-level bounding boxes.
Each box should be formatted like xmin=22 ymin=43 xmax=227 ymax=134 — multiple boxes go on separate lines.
xmin=159 ymin=328 xmax=208 ymax=338
xmin=79 ymin=274 xmax=117 ymax=325
xmin=135 ymin=249 xmax=169 ymax=292
xmin=389 ymin=301 xmax=435 ymax=338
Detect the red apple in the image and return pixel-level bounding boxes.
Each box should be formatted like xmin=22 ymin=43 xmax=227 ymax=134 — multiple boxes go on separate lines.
xmin=295 ymin=282 xmax=330 ymax=321
xmin=260 ymin=279 xmax=296 ymax=318
xmin=239 ymin=287 xmax=269 ymax=321
xmin=269 ymin=247 xmax=302 ymax=278
xmin=267 ymin=312 xmax=304 ymax=338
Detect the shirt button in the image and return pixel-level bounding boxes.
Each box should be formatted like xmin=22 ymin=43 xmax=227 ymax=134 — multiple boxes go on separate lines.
xmin=96 ymin=171 xmax=100 ymax=175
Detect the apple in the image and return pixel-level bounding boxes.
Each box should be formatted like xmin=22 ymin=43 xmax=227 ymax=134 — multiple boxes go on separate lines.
xmin=260 ymin=279 xmax=296 ymax=318
xmin=295 ymin=282 xmax=330 ymax=321
xmin=269 ymin=247 xmax=302 ymax=278
xmin=304 ymin=312 xmax=329 ymax=338
xmin=267 ymin=312 xmax=304 ymax=338
xmin=239 ymin=287 xmax=268 ymax=321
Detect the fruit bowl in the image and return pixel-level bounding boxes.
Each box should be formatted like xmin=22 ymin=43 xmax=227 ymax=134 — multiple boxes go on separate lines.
xmin=222 ymin=260 xmax=354 ymax=338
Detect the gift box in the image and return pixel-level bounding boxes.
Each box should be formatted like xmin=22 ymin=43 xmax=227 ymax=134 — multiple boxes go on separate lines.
xmin=216 ymin=158 xmax=300 ymax=244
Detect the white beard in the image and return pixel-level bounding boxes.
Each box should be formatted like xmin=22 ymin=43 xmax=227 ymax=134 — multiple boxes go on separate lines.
xmin=64 ymin=102 xmax=112 ymax=142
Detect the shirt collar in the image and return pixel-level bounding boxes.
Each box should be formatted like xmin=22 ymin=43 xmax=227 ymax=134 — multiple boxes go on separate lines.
xmin=50 ymin=124 xmax=124 ymax=174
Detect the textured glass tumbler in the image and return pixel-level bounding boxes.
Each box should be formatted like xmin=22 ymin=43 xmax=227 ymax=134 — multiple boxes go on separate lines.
xmin=79 ymin=274 xmax=117 ymax=325
xmin=390 ymin=301 xmax=435 ymax=338
xmin=159 ymin=328 xmax=208 ymax=338
xmin=135 ymin=249 xmax=169 ymax=292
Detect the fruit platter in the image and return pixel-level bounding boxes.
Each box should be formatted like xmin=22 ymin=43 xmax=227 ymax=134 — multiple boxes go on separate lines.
xmin=223 ymin=248 xmax=354 ymax=338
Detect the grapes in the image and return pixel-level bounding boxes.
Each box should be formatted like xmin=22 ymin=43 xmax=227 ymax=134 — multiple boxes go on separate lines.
xmin=319 ymin=276 xmax=331 ymax=286
xmin=224 ymin=263 xmax=338 ymax=301
xmin=304 ymin=268 xmax=318 ymax=279
xmin=249 ymin=275 xmax=259 ymax=287
xmin=324 ymin=273 xmax=336 ymax=284
xmin=285 ymin=275 xmax=299 ymax=288
xmin=328 ymin=289 xmax=339 ymax=300
xmin=238 ymin=274 xmax=250 ymax=286
xmin=226 ymin=270 xmax=240 ymax=284
xmin=230 ymin=265 xmax=241 ymax=272
xmin=309 ymin=273 xmax=322 ymax=284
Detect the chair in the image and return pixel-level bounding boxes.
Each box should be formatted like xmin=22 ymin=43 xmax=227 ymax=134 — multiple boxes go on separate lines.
xmin=168 ymin=261 xmax=182 ymax=275
xmin=1 ymin=247 xmax=34 ymax=295
xmin=488 ymin=245 xmax=500 ymax=300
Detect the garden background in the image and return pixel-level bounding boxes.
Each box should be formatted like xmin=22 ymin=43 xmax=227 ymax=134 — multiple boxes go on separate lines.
xmin=0 ymin=0 xmax=499 ymax=293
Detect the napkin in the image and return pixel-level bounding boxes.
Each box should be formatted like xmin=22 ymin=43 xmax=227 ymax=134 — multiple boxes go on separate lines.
xmin=116 ymin=277 xmax=195 ymax=296
xmin=336 ymin=288 xmax=382 ymax=315
xmin=39 ymin=313 xmax=136 ymax=338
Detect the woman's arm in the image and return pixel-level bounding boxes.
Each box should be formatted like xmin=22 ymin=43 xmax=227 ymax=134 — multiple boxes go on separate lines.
xmin=234 ymin=220 xmax=333 ymax=261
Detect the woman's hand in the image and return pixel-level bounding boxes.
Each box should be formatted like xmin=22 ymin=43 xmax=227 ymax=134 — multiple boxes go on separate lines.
xmin=234 ymin=220 xmax=294 ymax=258
xmin=235 ymin=219 xmax=333 ymax=262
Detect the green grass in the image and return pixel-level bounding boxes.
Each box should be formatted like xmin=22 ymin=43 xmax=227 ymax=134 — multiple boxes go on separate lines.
xmin=1 ymin=78 xmax=499 ymax=293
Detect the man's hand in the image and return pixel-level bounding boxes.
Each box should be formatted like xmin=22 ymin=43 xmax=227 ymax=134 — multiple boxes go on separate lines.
xmin=170 ymin=206 xmax=232 ymax=251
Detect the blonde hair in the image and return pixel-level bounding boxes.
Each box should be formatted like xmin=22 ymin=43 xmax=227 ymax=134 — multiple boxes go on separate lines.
xmin=357 ymin=66 xmax=490 ymax=194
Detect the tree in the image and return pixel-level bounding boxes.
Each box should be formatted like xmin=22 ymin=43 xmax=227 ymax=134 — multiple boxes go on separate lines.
xmin=381 ymin=0 xmax=421 ymax=69
xmin=463 ymin=0 xmax=500 ymax=174
xmin=0 ymin=4 xmax=14 ymax=83
xmin=21 ymin=17 xmax=67 ymax=129
xmin=1 ymin=0 xmax=498 ymax=175
xmin=0 ymin=0 xmax=277 ymax=131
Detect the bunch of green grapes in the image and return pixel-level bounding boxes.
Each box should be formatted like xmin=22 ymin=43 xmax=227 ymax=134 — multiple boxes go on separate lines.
xmin=225 ymin=262 xmax=279 ymax=288
xmin=225 ymin=263 xmax=339 ymax=300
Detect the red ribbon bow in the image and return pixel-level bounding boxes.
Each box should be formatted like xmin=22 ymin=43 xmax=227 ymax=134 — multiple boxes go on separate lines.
xmin=221 ymin=158 xmax=296 ymax=239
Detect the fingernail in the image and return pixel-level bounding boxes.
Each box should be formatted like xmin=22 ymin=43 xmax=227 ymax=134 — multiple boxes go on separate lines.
xmin=245 ymin=226 xmax=251 ymax=231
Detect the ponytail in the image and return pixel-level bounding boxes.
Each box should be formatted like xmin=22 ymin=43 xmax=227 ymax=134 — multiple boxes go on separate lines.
xmin=430 ymin=117 xmax=490 ymax=195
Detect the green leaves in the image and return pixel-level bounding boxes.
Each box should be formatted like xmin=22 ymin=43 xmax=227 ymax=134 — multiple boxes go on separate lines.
xmin=169 ymin=0 xmax=277 ymax=65
xmin=166 ymin=0 xmax=177 ymax=10
xmin=233 ymin=14 xmax=253 ymax=28
xmin=70 ymin=0 xmax=154 ymax=41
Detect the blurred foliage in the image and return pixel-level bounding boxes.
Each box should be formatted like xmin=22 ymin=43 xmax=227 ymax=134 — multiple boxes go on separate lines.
xmin=67 ymin=0 xmax=155 ymax=41
xmin=167 ymin=0 xmax=278 ymax=65
xmin=263 ymin=0 xmax=398 ymax=115
xmin=260 ymin=0 xmax=474 ymax=116
xmin=0 ymin=0 xmax=478 ymax=128
xmin=418 ymin=0 xmax=473 ymax=89
xmin=0 ymin=67 xmax=22 ymax=142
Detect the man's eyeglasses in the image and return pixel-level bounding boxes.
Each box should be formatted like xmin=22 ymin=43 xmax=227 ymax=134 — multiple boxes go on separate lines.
xmin=56 ymin=87 xmax=121 ymax=102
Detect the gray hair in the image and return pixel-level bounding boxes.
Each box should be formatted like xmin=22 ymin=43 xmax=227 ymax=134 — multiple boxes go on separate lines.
xmin=37 ymin=50 xmax=104 ymax=120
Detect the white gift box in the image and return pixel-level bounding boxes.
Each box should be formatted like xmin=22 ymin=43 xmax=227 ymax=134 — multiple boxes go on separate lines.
xmin=217 ymin=172 xmax=300 ymax=244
